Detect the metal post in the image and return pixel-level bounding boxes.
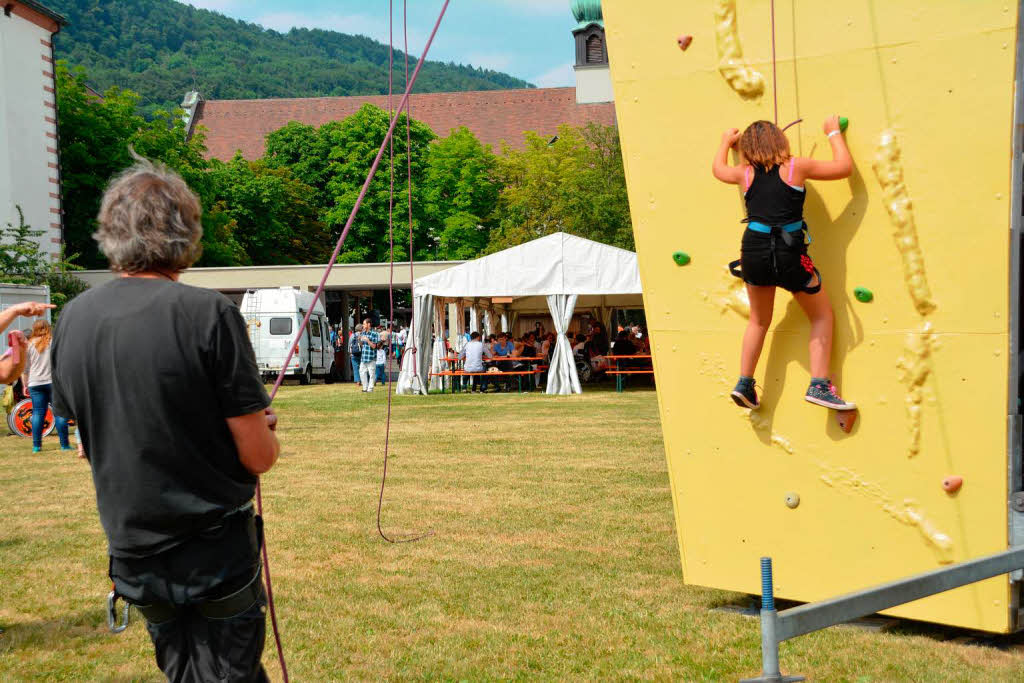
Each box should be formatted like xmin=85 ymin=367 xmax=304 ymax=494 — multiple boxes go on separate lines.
xmin=741 ymin=557 xmax=804 ymax=683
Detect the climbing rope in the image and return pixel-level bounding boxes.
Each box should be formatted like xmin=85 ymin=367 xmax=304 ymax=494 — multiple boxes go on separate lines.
xmin=260 ymin=1 xmax=451 ymax=677
xmin=769 ymin=0 xmax=778 ymax=124
xmin=377 ymin=0 xmax=434 ymax=545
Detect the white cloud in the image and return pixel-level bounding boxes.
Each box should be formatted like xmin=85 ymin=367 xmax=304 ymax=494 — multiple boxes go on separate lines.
xmin=532 ymin=62 xmax=573 ymax=88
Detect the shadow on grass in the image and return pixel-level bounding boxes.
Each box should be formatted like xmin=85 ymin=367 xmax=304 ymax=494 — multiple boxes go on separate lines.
xmin=0 ymin=608 xmax=112 ymax=651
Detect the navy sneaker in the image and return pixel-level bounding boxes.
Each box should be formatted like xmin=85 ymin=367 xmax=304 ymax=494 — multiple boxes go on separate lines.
xmin=730 ymin=377 xmax=760 ymax=409
xmin=805 ymin=380 xmax=856 ymax=411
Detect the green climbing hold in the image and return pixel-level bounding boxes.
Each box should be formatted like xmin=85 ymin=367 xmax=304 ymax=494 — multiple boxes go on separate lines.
xmin=853 ymin=286 xmax=873 ymax=303
xmin=839 ymin=116 xmax=849 ymax=133
xmin=672 ymin=251 xmax=691 ymax=266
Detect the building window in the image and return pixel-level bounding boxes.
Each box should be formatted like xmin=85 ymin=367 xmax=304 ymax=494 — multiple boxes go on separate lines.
xmin=586 ymin=34 xmax=604 ymax=64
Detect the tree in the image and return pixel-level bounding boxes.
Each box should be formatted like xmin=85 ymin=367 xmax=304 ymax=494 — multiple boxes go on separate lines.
xmin=422 ymin=127 xmax=499 ymax=259
xmin=56 ymin=61 xmax=245 ymax=267
xmin=486 ymin=123 xmax=633 ymax=253
xmin=323 ymin=104 xmax=436 ymax=263
xmin=264 ymin=120 xmax=344 ymax=209
xmin=0 ymin=206 xmax=88 ymax=315
xmin=208 ymin=157 xmax=333 ymax=265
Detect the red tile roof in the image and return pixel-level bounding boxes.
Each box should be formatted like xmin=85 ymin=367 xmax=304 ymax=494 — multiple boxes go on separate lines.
xmin=193 ymin=87 xmax=616 ymax=160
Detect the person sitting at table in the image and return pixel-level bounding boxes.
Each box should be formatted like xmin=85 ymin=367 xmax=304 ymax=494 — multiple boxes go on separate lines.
xmin=612 ymin=329 xmax=637 ymax=367
xmin=459 ymin=331 xmax=493 ymax=393
xmin=493 ymin=332 xmax=515 ymax=367
xmin=573 ymin=334 xmax=586 ymax=355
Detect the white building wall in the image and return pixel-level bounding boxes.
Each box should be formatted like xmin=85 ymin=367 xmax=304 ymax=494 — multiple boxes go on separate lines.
xmin=574 ymin=65 xmax=614 ymax=104
xmin=0 ymin=8 xmax=61 ymax=263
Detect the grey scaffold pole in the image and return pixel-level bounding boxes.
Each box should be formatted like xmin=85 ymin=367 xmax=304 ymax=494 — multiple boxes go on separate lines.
xmin=740 ymin=557 xmax=804 ymax=683
xmin=740 ymin=547 xmax=1024 ymax=681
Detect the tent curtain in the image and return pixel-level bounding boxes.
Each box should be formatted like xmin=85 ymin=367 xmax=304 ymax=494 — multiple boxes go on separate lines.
xmin=432 ymin=297 xmax=448 ymax=391
xmin=453 ymin=300 xmax=466 ymax=352
xmin=484 ymin=308 xmax=495 ymax=337
xmin=509 ymin=311 xmax=519 ymax=338
xmin=469 ymin=304 xmax=480 ymax=338
xmin=397 ymin=293 xmax=434 ymax=395
xmin=545 ymin=294 xmax=582 ymax=395
xmin=500 ymin=311 xmax=509 ymax=333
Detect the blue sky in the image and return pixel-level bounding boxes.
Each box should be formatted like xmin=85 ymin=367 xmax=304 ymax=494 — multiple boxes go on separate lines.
xmin=176 ymin=0 xmax=578 ymax=87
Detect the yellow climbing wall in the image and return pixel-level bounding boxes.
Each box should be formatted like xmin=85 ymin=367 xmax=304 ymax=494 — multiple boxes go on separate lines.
xmin=604 ymin=0 xmax=1020 ymax=632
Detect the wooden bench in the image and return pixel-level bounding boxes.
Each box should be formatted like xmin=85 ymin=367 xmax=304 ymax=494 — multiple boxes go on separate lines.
xmin=430 ymin=369 xmax=543 ymax=393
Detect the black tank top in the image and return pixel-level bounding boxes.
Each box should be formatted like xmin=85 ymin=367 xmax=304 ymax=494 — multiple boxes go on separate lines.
xmin=743 ymin=163 xmax=805 ymax=226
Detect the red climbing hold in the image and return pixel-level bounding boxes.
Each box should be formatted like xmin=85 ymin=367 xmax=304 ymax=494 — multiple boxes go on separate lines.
xmin=677 ymin=35 xmax=693 ymax=51
xmin=835 ymin=409 xmax=857 ymax=433
xmin=942 ymin=476 xmax=963 ymax=494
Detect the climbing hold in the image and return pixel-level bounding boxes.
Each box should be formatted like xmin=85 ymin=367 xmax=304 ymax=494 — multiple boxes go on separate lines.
xmin=677 ymin=34 xmax=693 ymax=51
xmin=942 ymin=476 xmax=963 ymax=494
xmin=673 ymin=251 xmax=691 ymax=266
xmin=784 ymin=492 xmax=800 ymax=509
xmin=839 ymin=116 xmax=849 ymax=132
xmin=836 ymin=410 xmax=858 ymax=433
xmin=853 ymin=287 xmax=873 ymax=303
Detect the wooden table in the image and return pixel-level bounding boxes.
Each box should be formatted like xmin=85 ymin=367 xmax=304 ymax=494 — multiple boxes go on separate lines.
xmin=437 ymin=355 xmax=547 ymax=393
xmin=604 ymin=354 xmax=654 ymax=392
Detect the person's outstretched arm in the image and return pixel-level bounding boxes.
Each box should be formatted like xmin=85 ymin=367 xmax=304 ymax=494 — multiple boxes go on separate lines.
xmin=798 ymin=115 xmax=853 ymax=181
xmin=0 ymin=302 xmax=54 ymax=384
xmin=712 ymin=128 xmax=744 ymax=184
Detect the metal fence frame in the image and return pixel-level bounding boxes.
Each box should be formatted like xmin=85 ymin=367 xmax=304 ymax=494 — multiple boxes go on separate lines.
xmin=741 ymin=550 xmax=1024 ymax=682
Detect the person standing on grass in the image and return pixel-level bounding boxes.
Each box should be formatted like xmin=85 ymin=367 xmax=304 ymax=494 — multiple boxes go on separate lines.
xmin=357 ymin=318 xmax=380 ymax=392
xmin=21 ymin=320 xmax=71 ymax=454
xmin=348 ymin=326 xmax=361 ymax=385
xmin=50 ymin=158 xmax=280 ymax=682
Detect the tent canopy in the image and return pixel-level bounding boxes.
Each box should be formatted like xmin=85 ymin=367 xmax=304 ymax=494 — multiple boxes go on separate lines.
xmin=399 ymin=233 xmax=643 ymax=396
xmin=413 ymin=232 xmax=642 ymax=299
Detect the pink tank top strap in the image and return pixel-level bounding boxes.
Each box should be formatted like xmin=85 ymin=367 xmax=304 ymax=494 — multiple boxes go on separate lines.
xmin=788 ymin=157 xmax=795 ymax=184
xmin=744 ymin=165 xmax=752 ymax=192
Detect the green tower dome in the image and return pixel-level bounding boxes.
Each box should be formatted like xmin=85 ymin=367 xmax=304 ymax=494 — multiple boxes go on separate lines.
xmin=571 ymin=0 xmax=603 ymax=30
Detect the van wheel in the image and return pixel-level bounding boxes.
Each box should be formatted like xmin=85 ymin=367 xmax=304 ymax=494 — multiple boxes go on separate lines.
xmin=325 ymin=363 xmax=337 ymax=384
xmin=300 ymin=365 xmax=312 ymax=385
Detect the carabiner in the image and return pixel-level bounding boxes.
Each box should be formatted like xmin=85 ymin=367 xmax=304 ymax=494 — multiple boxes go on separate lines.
xmin=107 ymin=590 xmax=130 ymax=634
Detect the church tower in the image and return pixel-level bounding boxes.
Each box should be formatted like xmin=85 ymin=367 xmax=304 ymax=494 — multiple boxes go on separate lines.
xmin=571 ymin=0 xmax=613 ymax=104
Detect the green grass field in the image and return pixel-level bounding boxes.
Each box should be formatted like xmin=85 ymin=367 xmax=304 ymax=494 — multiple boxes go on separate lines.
xmin=2 ymin=383 xmax=1024 ymax=681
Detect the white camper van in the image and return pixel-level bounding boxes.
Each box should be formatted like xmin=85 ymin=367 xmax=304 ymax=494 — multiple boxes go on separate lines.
xmin=241 ymin=287 xmax=335 ymax=384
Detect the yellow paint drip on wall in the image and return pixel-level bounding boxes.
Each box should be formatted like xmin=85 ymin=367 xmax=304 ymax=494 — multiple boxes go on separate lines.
xmin=605 ymin=0 xmax=1017 ymax=631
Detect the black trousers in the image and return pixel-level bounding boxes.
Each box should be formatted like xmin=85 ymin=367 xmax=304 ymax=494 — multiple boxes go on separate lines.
xmin=110 ymin=509 xmax=268 ymax=682
xmin=145 ymin=597 xmax=269 ymax=683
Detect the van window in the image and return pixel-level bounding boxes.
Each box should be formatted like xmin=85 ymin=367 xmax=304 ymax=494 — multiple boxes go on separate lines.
xmin=269 ymin=318 xmax=293 ymax=335
xmin=310 ymin=319 xmax=322 ymax=338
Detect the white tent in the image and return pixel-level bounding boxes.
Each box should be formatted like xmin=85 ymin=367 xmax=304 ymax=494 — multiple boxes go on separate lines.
xmin=397 ymin=232 xmax=643 ymax=395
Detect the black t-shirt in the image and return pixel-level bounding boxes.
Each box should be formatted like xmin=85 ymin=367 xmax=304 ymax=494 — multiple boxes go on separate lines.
xmin=51 ymin=278 xmax=270 ymax=558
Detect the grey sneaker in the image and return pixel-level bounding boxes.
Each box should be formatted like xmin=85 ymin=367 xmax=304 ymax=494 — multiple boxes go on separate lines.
xmin=805 ymin=381 xmax=856 ymax=411
xmin=730 ymin=378 xmax=760 ymax=409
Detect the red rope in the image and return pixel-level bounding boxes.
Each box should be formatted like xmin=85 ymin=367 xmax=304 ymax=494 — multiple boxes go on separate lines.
xmin=376 ymin=0 xmax=433 ymax=545
xmin=258 ymin=1 xmax=451 ymax=677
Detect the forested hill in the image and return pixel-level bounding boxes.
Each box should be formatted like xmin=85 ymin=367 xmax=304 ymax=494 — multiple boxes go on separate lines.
xmin=48 ymin=0 xmax=533 ymax=117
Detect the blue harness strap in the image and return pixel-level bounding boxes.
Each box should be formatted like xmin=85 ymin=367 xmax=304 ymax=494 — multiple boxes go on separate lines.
xmin=747 ymin=220 xmax=804 ymax=233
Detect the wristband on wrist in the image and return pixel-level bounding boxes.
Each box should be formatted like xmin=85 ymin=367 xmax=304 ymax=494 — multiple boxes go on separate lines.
xmin=827 ymin=130 xmax=841 ymax=138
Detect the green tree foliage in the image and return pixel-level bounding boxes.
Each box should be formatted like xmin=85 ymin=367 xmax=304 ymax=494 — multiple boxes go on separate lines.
xmin=47 ymin=0 xmax=532 ymax=119
xmin=323 ymin=105 xmax=436 ymax=263
xmin=422 ymin=127 xmax=499 ymax=260
xmin=487 ymin=124 xmax=633 ymax=253
xmin=56 ymin=62 xmax=244 ymax=267
xmin=0 ymin=207 xmax=88 ymax=315
xmin=264 ymin=121 xmax=344 ymax=209
xmin=207 ymin=157 xmax=333 ymax=265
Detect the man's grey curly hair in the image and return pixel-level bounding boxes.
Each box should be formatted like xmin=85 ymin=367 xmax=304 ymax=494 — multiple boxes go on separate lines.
xmin=94 ymin=157 xmax=203 ymax=273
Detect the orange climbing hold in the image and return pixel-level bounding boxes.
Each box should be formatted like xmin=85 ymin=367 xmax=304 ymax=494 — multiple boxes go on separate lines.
xmin=942 ymin=476 xmax=963 ymax=494
xmin=677 ymin=34 xmax=693 ymax=51
xmin=835 ymin=410 xmax=858 ymax=433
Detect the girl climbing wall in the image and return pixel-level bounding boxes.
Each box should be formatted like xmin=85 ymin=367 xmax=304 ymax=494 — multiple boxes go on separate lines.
xmin=711 ymin=115 xmax=856 ymax=412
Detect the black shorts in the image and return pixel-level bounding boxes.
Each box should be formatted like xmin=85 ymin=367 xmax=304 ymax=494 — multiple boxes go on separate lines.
xmin=735 ymin=226 xmax=820 ymax=294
